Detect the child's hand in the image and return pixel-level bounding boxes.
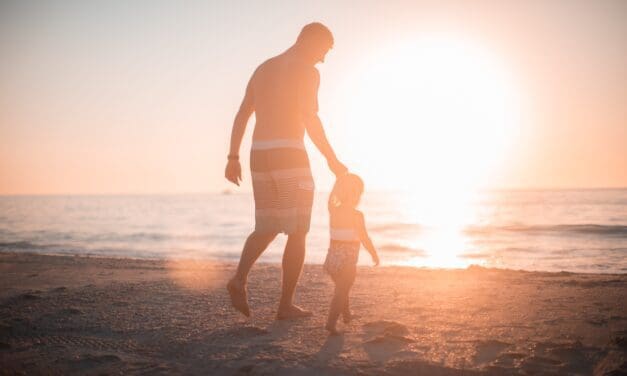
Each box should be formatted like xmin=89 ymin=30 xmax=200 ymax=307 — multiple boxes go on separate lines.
xmin=371 ymin=252 xmax=380 ymax=267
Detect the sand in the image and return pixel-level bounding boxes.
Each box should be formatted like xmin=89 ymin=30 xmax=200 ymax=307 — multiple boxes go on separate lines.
xmin=0 ymin=252 xmax=625 ymax=375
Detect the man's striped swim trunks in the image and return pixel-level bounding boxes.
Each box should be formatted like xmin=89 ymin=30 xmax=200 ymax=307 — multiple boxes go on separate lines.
xmin=250 ymin=139 xmax=315 ymax=234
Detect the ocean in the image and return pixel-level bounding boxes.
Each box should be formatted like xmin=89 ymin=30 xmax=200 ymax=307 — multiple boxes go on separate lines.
xmin=1 ymin=189 xmax=626 ymax=274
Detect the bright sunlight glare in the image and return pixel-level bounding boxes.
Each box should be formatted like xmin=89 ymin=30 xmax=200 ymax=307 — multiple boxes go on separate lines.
xmin=338 ymin=33 xmax=522 ymax=196
xmin=337 ymin=33 xmax=523 ymax=268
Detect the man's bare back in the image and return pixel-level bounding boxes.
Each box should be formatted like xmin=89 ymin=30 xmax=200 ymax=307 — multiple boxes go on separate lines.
xmin=247 ymin=53 xmax=319 ymax=142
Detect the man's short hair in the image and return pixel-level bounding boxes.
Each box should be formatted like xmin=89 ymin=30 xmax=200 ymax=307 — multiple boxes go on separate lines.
xmin=297 ymin=22 xmax=334 ymax=48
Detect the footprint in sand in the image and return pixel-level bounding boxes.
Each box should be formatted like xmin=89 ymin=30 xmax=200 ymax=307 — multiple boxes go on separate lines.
xmin=19 ymin=292 xmax=41 ymax=300
xmin=59 ymin=307 xmax=83 ymax=315
xmin=226 ymin=326 xmax=269 ymax=338
xmin=521 ymin=340 xmax=598 ymax=373
xmin=69 ymin=353 xmax=122 ymax=368
xmin=492 ymin=352 xmax=527 ymax=368
xmin=547 ymin=341 xmax=599 ymax=374
xmin=613 ymin=335 xmax=627 ymax=349
xmin=363 ymin=320 xmax=411 ymax=338
xmin=519 ymin=355 xmax=563 ymax=374
xmin=362 ymin=321 xmax=415 ymax=363
xmin=472 ymin=339 xmax=511 ymax=365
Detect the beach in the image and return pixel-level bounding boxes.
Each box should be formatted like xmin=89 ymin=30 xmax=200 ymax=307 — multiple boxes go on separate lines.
xmin=0 ymin=252 xmax=625 ymax=375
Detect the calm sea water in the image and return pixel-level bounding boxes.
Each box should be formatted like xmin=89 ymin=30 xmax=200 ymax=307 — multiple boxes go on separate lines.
xmin=0 ymin=189 xmax=626 ymax=273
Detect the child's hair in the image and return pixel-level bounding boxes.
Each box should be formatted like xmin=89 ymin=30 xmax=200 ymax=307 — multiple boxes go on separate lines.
xmin=328 ymin=173 xmax=364 ymax=212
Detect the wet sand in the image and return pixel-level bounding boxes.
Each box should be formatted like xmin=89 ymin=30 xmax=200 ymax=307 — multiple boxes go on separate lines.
xmin=0 ymin=251 xmax=626 ymax=375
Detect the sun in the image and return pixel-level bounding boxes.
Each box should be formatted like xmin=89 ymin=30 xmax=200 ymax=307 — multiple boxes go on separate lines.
xmin=336 ymin=33 xmax=522 ymax=197
xmin=330 ymin=33 xmax=522 ymax=268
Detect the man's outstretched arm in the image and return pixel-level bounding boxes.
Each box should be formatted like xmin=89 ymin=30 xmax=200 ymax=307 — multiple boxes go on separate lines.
xmin=304 ymin=114 xmax=347 ymax=176
xmin=225 ymin=79 xmax=255 ymax=186
xmin=301 ymin=68 xmax=347 ymax=176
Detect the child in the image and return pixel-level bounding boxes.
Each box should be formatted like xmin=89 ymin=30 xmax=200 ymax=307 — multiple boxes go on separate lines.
xmin=324 ymin=173 xmax=379 ymax=335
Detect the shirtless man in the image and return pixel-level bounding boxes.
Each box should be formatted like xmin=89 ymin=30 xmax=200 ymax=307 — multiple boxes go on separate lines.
xmin=225 ymin=23 xmax=347 ymax=319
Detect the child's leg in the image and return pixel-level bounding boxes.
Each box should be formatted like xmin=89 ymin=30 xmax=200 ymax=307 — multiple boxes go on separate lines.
xmin=341 ymin=267 xmax=356 ymax=323
xmin=342 ymin=292 xmax=352 ymax=323
xmin=326 ymin=272 xmax=353 ymax=335
xmin=325 ymin=283 xmax=343 ymax=335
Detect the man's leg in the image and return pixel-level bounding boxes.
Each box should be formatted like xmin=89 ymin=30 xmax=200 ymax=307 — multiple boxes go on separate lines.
xmin=227 ymin=230 xmax=277 ymax=317
xmin=277 ymin=231 xmax=311 ymax=319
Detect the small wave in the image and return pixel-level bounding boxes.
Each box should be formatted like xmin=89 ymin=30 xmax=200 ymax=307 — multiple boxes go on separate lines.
xmin=87 ymin=232 xmax=171 ymax=242
xmin=459 ymin=252 xmax=490 ymax=259
xmin=379 ymin=243 xmax=425 ymax=255
xmin=466 ymin=224 xmax=627 ymax=237
xmin=83 ymin=232 xmax=215 ymax=243
xmin=371 ymin=223 xmax=422 ymax=233
xmin=0 ymin=241 xmax=48 ymax=250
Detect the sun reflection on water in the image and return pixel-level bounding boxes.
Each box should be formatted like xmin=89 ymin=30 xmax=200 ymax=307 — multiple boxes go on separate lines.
xmin=397 ymin=190 xmax=485 ymax=269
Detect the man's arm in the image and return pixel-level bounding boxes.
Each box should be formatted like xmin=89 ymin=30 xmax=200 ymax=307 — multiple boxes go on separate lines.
xmin=301 ymin=68 xmax=347 ymax=176
xmin=304 ymin=114 xmax=344 ymax=171
xmin=225 ymin=77 xmax=255 ymax=186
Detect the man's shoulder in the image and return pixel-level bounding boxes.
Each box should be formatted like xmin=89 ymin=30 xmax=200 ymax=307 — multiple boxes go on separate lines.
xmin=254 ymin=57 xmax=276 ymax=76
xmin=254 ymin=55 xmax=318 ymax=84
xmin=276 ymin=53 xmax=318 ymax=74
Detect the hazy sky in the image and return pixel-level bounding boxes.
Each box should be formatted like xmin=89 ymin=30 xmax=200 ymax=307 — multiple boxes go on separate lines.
xmin=1 ymin=0 xmax=626 ymax=195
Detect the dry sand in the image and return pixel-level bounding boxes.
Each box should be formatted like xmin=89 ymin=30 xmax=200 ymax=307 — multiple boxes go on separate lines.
xmin=0 ymin=251 xmax=626 ymax=375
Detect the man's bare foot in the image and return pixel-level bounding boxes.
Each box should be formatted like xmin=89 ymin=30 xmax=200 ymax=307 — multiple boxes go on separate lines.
xmin=227 ymin=278 xmax=250 ymax=317
xmin=276 ymin=305 xmax=312 ymax=320
xmin=325 ymin=323 xmax=343 ymax=336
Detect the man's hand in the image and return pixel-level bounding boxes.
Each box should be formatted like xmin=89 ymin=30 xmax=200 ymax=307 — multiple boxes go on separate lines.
xmin=225 ymin=160 xmax=242 ymax=186
xmin=328 ymin=158 xmax=348 ymax=177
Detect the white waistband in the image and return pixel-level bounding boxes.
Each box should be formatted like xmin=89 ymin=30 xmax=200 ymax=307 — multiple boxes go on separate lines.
xmin=251 ymin=139 xmax=305 ymax=151
xmin=330 ymin=228 xmax=359 ymax=241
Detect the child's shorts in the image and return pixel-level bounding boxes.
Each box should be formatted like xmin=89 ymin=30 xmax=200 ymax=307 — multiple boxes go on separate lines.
xmin=323 ymin=243 xmax=359 ymax=278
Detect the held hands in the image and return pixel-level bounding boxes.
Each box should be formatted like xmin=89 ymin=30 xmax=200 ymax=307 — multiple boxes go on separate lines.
xmin=371 ymin=251 xmax=380 ymax=267
xmin=225 ymin=159 xmax=242 ymax=186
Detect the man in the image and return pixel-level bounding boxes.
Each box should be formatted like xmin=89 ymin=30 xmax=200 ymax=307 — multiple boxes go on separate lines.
xmin=224 ymin=23 xmax=347 ymax=319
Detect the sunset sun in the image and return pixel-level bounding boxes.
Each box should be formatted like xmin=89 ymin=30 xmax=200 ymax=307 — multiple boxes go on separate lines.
xmin=340 ymin=34 xmax=523 ymax=197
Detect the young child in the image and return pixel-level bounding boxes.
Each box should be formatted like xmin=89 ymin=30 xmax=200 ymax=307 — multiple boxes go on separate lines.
xmin=324 ymin=173 xmax=379 ymax=335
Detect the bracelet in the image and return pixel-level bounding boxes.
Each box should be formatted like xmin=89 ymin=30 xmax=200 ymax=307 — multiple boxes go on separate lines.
xmin=227 ymin=154 xmax=239 ymax=161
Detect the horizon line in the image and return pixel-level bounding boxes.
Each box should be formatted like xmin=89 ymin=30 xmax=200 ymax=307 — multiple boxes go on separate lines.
xmin=1 ymin=185 xmax=627 ymax=197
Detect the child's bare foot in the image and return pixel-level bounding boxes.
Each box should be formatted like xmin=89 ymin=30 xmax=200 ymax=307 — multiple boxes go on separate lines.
xmin=325 ymin=323 xmax=343 ymax=336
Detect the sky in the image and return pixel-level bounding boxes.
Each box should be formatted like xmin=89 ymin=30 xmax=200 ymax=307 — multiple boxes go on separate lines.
xmin=1 ymin=0 xmax=626 ymax=195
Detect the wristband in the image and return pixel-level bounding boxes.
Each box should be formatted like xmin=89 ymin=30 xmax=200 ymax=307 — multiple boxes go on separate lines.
xmin=228 ymin=154 xmax=239 ymax=161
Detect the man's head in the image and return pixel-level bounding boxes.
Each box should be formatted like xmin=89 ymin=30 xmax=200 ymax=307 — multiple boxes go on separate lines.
xmin=295 ymin=22 xmax=334 ymax=64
